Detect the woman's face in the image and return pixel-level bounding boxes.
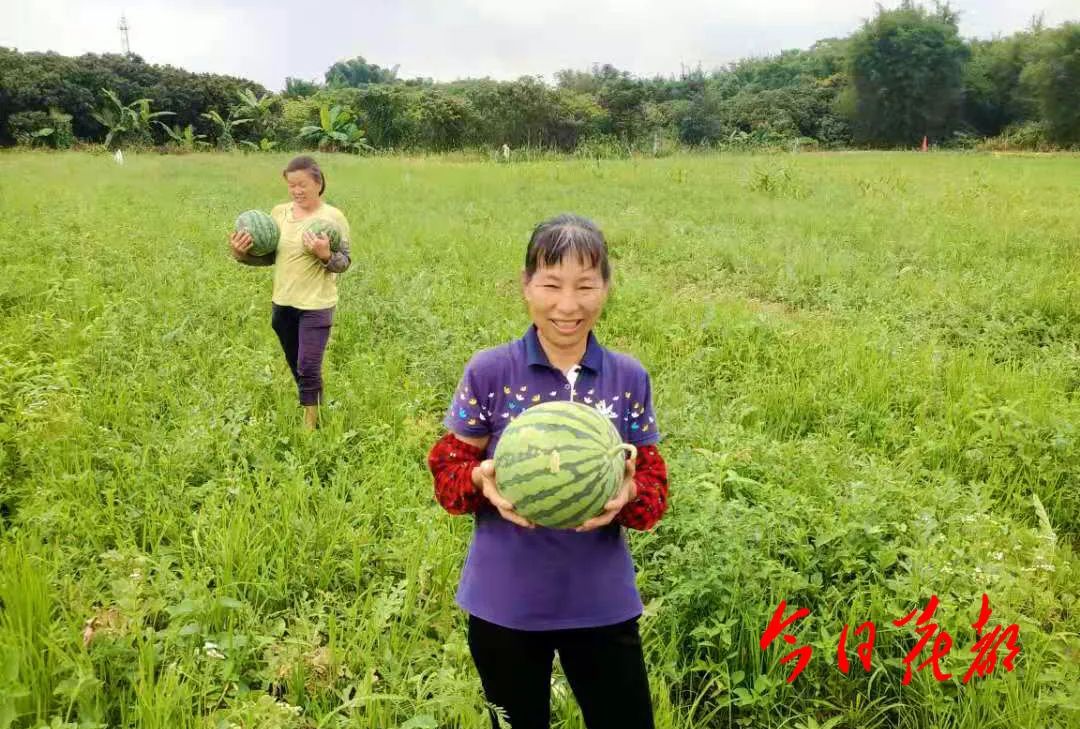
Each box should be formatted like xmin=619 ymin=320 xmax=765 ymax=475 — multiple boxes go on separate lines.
xmin=522 ymin=255 xmax=609 ymax=352
xmin=285 ymin=170 xmax=321 ymax=207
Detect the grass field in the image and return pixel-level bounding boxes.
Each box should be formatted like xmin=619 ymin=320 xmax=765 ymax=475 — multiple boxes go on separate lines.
xmin=0 ymin=150 xmax=1078 ymax=728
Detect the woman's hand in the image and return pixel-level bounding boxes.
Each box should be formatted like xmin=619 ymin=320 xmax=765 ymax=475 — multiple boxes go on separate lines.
xmin=229 ymin=230 xmax=253 ymax=259
xmin=576 ymin=457 xmax=636 ymax=532
xmin=473 ymin=460 xmax=534 ymax=529
xmin=303 ymin=230 xmax=331 ymax=262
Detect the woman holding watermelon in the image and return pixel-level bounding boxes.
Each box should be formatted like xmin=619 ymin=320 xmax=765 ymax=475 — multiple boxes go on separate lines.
xmin=428 ymin=214 xmax=669 ymax=729
xmin=229 ymin=155 xmax=351 ymax=430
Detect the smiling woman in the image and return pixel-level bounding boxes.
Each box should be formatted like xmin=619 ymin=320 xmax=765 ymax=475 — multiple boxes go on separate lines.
xmin=228 ymin=155 xmax=353 ymax=430
xmin=427 ymin=214 xmax=670 ymax=729
xmin=521 ymin=215 xmax=612 ymax=365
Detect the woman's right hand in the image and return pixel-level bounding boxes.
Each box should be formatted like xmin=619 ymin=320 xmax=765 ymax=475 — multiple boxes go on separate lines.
xmin=473 ymin=460 xmax=534 ymax=529
xmin=229 ymin=230 xmax=253 ymax=258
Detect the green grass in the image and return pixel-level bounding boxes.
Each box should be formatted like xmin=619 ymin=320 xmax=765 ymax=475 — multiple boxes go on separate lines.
xmin=0 ymin=150 xmax=1078 ymax=728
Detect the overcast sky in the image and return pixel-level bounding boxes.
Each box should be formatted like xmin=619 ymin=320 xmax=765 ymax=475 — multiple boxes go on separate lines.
xmin=4 ymin=1 xmax=1076 ymax=91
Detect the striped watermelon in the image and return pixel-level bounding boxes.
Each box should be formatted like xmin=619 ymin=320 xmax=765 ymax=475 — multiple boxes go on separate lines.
xmin=234 ymin=210 xmax=279 ymax=257
xmin=494 ymin=401 xmax=636 ymax=529
xmin=303 ymin=219 xmax=342 ymax=252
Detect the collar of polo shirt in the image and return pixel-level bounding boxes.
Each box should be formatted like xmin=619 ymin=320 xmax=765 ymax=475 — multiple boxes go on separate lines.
xmin=523 ymin=324 xmax=605 ymax=374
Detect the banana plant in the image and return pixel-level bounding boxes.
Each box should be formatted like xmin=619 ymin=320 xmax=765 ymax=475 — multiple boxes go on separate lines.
xmin=132 ymin=98 xmax=174 ymax=134
xmin=91 ymin=89 xmax=172 ymax=148
xmin=239 ymin=137 xmax=279 ymax=152
xmin=156 ymin=122 xmax=210 ymax=151
xmin=90 ymin=89 xmax=132 ymax=149
xmin=299 ymin=104 xmax=372 ymax=153
xmin=234 ymin=88 xmax=277 ymax=139
xmin=234 ymin=88 xmax=275 ymax=119
xmin=200 ymin=110 xmax=252 ymax=150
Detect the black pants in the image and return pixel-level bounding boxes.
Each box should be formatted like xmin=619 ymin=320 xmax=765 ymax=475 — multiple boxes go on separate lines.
xmin=467 ymin=615 xmax=654 ymax=729
xmin=269 ymin=305 xmax=333 ymax=405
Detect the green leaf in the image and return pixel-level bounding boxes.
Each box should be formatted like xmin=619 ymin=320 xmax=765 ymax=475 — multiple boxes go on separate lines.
xmin=875 ymin=548 xmax=898 ymax=570
xmin=102 ymin=88 xmax=123 ymax=108
xmin=399 ymin=717 xmax=438 ymax=729
xmin=0 ymin=695 xmax=22 ymax=729
xmin=167 ymin=598 xmax=199 ymax=618
xmin=156 ymin=121 xmax=181 ymax=142
xmin=732 ymin=687 xmax=756 ymax=706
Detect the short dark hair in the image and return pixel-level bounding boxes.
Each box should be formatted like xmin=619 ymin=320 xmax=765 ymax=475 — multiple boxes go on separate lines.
xmin=283 ymin=155 xmax=326 ymax=195
xmin=524 ymin=214 xmax=611 ymax=282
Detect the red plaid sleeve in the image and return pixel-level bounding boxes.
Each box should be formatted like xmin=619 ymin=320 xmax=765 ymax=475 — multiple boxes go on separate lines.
xmin=428 ymin=432 xmax=489 ymax=515
xmin=616 ymin=444 xmax=669 ymax=531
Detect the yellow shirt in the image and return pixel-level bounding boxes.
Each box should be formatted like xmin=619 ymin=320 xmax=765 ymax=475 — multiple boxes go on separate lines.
xmin=270 ymin=202 xmax=351 ymax=310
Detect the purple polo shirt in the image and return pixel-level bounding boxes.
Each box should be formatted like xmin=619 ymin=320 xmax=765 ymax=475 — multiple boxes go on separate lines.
xmin=443 ymin=325 xmax=661 ymax=631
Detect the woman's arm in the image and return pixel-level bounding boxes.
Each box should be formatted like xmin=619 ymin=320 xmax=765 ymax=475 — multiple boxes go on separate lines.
xmin=428 ymin=432 xmax=491 ymax=515
xmin=234 ymin=250 xmax=276 ymax=267
xmin=229 ymin=230 xmax=276 ymax=266
xmin=616 ymin=444 xmax=669 ymax=531
xmin=322 ymin=240 xmax=350 ymax=273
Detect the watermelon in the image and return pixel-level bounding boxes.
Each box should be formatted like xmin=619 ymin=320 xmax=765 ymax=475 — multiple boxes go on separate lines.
xmin=234 ymin=210 xmax=279 ymax=257
xmin=303 ymin=219 xmax=343 ymax=253
xmin=493 ymin=401 xmax=636 ymax=529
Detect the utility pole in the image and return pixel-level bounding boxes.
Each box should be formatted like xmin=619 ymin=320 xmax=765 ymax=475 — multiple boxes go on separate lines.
xmin=119 ymin=14 xmax=131 ymax=56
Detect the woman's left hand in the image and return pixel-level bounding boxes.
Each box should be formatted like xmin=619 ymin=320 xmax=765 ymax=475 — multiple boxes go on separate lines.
xmin=303 ymin=230 xmax=331 ymax=262
xmin=576 ymin=457 xmax=637 ymax=532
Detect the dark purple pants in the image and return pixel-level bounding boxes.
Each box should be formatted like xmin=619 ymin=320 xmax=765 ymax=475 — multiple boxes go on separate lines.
xmin=270 ymin=304 xmax=334 ymax=406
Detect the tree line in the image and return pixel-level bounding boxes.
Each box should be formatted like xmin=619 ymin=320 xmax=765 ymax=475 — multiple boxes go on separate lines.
xmin=2 ymin=3 xmax=1077 ymax=153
